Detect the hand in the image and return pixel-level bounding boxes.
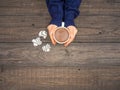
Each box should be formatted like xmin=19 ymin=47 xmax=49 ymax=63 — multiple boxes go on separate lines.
xmin=64 ymin=26 xmax=78 ymax=47
xmin=47 ymin=24 xmax=58 ymax=45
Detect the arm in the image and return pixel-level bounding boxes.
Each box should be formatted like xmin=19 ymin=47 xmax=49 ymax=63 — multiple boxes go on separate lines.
xmin=46 ymin=0 xmax=64 ymax=26
xmin=64 ymin=0 xmax=82 ymax=46
xmin=64 ymin=0 xmax=82 ymax=27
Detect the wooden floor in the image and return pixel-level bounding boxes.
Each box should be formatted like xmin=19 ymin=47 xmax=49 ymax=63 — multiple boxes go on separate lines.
xmin=0 ymin=0 xmax=120 ymax=90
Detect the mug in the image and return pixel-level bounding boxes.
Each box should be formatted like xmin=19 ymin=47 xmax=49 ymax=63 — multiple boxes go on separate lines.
xmin=53 ymin=27 xmax=70 ymax=44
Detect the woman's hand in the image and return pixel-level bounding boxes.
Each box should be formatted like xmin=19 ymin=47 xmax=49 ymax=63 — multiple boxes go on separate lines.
xmin=47 ymin=24 xmax=58 ymax=45
xmin=47 ymin=25 xmax=78 ymax=47
xmin=64 ymin=26 xmax=78 ymax=47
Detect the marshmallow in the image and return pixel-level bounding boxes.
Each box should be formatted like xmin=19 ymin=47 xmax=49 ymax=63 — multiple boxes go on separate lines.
xmin=38 ymin=30 xmax=47 ymax=39
xmin=32 ymin=37 xmax=42 ymax=47
xmin=42 ymin=44 xmax=51 ymax=52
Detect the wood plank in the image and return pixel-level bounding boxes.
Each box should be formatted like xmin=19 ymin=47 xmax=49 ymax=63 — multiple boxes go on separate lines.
xmin=0 ymin=16 xmax=119 ymax=28
xmin=0 ymin=66 xmax=120 ymax=90
xmin=0 ymin=27 xmax=120 ymax=43
xmin=0 ymin=15 xmax=119 ymax=42
xmin=0 ymin=7 xmax=119 ymax=16
xmin=0 ymin=0 xmax=120 ymax=7
xmin=0 ymin=16 xmax=47 ymax=28
xmin=0 ymin=43 xmax=120 ymax=67
xmin=0 ymin=0 xmax=119 ymax=16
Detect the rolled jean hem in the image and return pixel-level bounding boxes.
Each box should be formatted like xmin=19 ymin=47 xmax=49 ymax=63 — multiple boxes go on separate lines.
xmin=50 ymin=19 xmax=62 ymax=26
xmin=65 ymin=20 xmax=75 ymax=27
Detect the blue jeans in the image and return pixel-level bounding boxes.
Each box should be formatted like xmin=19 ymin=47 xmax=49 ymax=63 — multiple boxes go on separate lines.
xmin=46 ymin=0 xmax=82 ymax=27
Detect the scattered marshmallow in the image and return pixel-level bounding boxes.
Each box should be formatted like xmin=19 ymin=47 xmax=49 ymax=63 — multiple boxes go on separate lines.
xmin=38 ymin=30 xmax=47 ymax=39
xmin=32 ymin=30 xmax=51 ymax=52
xmin=32 ymin=37 xmax=42 ymax=47
xmin=42 ymin=44 xmax=51 ymax=52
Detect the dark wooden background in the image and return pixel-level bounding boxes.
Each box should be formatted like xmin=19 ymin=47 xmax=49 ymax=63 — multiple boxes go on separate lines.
xmin=0 ymin=0 xmax=120 ymax=90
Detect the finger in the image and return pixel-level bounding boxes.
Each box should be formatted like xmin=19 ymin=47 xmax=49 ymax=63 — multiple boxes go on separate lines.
xmin=64 ymin=37 xmax=74 ymax=47
xmin=64 ymin=33 xmax=77 ymax=47
xmin=64 ymin=26 xmax=78 ymax=47
xmin=49 ymin=33 xmax=56 ymax=45
xmin=47 ymin=25 xmax=57 ymax=45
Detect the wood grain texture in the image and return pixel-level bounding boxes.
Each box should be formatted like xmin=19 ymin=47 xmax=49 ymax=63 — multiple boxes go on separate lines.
xmin=0 ymin=0 xmax=119 ymax=16
xmin=0 ymin=0 xmax=119 ymax=43
xmin=0 ymin=16 xmax=119 ymax=28
xmin=0 ymin=43 xmax=120 ymax=67
xmin=0 ymin=0 xmax=120 ymax=90
xmin=0 ymin=66 xmax=120 ymax=90
xmin=0 ymin=15 xmax=119 ymax=42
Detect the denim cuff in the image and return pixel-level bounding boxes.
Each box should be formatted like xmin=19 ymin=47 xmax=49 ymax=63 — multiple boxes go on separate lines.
xmin=50 ymin=19 xmax=62 ymax=27
xmin=65 ymin=19 xmax=75 ymax=27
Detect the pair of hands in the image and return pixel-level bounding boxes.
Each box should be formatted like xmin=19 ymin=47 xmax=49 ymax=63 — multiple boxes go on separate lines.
xmin=47 ymin=24 xmax=78 ymax=47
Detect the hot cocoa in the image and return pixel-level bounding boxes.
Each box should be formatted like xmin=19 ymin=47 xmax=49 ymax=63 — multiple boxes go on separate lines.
xmin=54 ymin=27 xmax=70 ymax=44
